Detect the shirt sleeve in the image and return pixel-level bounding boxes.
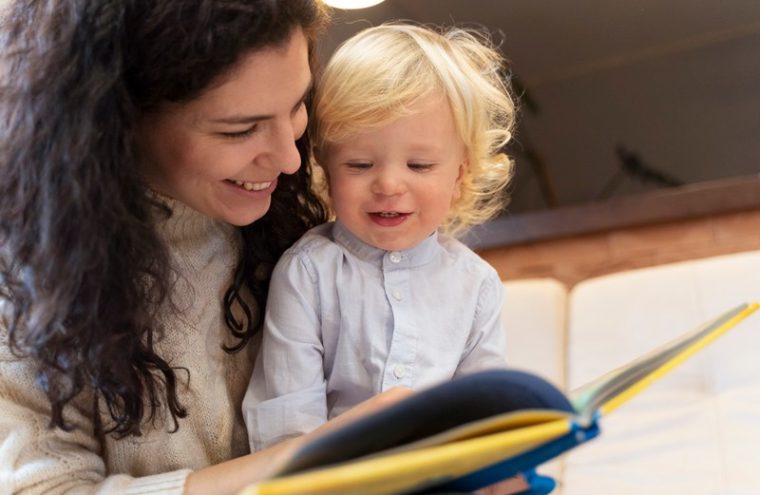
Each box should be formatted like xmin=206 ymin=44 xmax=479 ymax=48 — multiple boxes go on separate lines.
xmin=0 ymin=337 xmax=191 ymax=495
xmin=242 ymin=251 xmax=328 ymax=452
xmin=454 ymin=269 xmax=508 ymax=376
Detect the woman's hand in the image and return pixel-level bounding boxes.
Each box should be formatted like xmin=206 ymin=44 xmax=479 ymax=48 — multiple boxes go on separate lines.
xmin=475 ymin=474 xmax=530 ymax=495
xmin=183 ymin=387 xmax=413 ymax=495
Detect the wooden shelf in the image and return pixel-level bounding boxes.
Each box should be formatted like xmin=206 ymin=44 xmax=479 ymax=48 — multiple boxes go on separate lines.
xmin=464 ymin=174 xmax=760 ymax=250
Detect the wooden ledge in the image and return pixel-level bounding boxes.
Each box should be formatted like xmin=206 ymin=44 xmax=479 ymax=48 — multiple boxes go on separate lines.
xmin=463 ymin=174 xmax=760 ymax=250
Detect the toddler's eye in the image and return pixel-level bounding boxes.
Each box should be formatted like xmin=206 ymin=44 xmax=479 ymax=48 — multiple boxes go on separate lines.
xmin=347 ymin=162 xmax=372 ymax=170
xmin=408 ymin=163 xmax=434 ymax=171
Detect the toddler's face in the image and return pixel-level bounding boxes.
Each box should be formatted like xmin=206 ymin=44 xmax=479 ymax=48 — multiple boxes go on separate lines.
xmin=321 ymin=93 xmax=466 ymax=251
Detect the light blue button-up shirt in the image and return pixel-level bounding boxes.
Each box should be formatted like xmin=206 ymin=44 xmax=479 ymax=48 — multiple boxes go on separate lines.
xmin=243 ymin=221 xmax=506 ymax=451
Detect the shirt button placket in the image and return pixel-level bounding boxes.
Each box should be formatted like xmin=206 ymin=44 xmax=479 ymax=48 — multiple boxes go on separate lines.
xmin=388 ymin=252 xmax=403 ymax=301
xmin=384 ymin=249 xmax=410 ymax=388
xmin=393 ymin=364 xmax=406 ymax=379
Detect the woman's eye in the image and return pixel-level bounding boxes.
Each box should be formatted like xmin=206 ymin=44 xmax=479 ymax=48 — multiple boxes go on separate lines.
xmin=409 ymin=163 xmax=434 ymax=171
xmin=220 ymin=126 xmax=257 ymax=139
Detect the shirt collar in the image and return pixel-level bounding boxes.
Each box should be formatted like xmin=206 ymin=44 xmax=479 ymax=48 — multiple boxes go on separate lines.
xmin=332 ymin=220 xmax=441 ymax=269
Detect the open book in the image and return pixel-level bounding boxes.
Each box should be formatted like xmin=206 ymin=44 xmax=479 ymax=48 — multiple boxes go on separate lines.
xmin=240 ymin=302 xmax=759 ymax=495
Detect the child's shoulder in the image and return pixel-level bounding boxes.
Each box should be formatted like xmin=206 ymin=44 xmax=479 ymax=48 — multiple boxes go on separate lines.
xmin=283 ymin=221 xmax=343 ymax=258
xmin=271 ymin=222 xmax=344 ymax=279
xmin=436 ymin=234 xmax=499 ymax=279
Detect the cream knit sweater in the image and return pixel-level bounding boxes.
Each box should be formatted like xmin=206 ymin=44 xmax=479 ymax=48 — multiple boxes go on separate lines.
xmin=0 ymin=200 xmax=257 ymax=494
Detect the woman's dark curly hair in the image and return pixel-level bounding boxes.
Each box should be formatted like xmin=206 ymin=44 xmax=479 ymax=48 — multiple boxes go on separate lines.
xmin=0 ymin=0 xmax=329 ymax=437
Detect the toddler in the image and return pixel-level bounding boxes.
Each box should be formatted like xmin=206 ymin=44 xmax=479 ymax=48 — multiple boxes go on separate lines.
xmin=243 ymin=23 xmax=516 ymax=451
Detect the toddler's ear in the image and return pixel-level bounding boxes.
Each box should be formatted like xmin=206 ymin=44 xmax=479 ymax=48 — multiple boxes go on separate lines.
xmin=454 ymin=158 xmax=469 ymax=200
xmin=311 ymin=146 xmax=325 ymax=169
xmin=310 ymin=152 xmax=332 ymax=198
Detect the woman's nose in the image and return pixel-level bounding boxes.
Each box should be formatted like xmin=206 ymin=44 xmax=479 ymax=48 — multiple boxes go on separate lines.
xmin=276 ymin=139 xmax=302 ymax=175
xmin=266 ymin=114 xmax=306 ymax=175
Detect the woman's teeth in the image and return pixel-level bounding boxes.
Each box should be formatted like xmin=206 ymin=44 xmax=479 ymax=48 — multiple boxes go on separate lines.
xmin=229 ymin=179 xmax=271 ymax=191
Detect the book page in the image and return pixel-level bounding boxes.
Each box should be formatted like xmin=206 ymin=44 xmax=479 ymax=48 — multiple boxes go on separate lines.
xmin=365 ymin=409 xmax=573 ymax=456
xmin=570 ymin=302 xmax=758 ymax=424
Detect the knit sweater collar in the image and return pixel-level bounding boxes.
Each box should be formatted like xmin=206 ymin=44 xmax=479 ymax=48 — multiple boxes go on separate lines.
xmin=149 ymin=193 xmax=236 ymax=248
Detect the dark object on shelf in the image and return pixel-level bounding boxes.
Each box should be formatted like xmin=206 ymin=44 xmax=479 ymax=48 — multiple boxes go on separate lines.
xmin=597 ymin=145 xmax=684 ymax=200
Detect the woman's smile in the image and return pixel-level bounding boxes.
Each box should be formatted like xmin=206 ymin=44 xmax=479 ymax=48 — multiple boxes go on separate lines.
xmin=224 ymin=178 xmax=276 ymax=192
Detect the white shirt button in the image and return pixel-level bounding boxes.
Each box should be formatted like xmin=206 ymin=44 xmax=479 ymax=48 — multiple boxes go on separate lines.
xmin=389 ymin=252 xmax=402 ymax=263
xmin=392 ymin=289 xmax=402 ymax=301
xmin=393 ymin=364 xmax=406 ymax=379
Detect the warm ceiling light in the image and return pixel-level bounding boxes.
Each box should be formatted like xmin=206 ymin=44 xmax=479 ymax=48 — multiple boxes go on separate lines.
xmin=323 ymin=0 xmax=386 ymax=9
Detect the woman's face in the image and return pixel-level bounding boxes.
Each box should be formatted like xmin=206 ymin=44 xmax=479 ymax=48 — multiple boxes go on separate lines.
xmin=136 ymin=28 xmax=311 ymax=226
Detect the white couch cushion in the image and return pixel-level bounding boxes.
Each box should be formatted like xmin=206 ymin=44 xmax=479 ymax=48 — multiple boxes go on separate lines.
xmin=562 ymin=250 xmax=760 ymax=495
xmin=502 ymin=278 xmax=567 ymax=389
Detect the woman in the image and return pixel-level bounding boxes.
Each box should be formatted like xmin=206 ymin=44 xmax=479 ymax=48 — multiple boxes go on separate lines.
xmin=0 ymin=1 xmax=406 ymax=493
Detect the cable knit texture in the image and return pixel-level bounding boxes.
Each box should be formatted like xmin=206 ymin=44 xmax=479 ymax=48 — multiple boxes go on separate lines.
xmin=0 ymin=199 xmax=256 ymax=494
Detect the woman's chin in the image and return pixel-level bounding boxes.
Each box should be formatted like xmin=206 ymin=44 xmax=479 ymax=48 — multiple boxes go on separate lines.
xmin=221 ymin=202 xmax=272 ymax=227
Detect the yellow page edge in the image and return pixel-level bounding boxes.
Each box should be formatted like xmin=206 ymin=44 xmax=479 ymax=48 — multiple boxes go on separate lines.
xmin=599 ymin=302 xmax=759 ymax=416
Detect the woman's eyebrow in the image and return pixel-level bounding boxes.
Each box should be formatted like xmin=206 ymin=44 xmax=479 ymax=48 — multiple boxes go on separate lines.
xmin=209 ymin=114 xmax=269 ymax=125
